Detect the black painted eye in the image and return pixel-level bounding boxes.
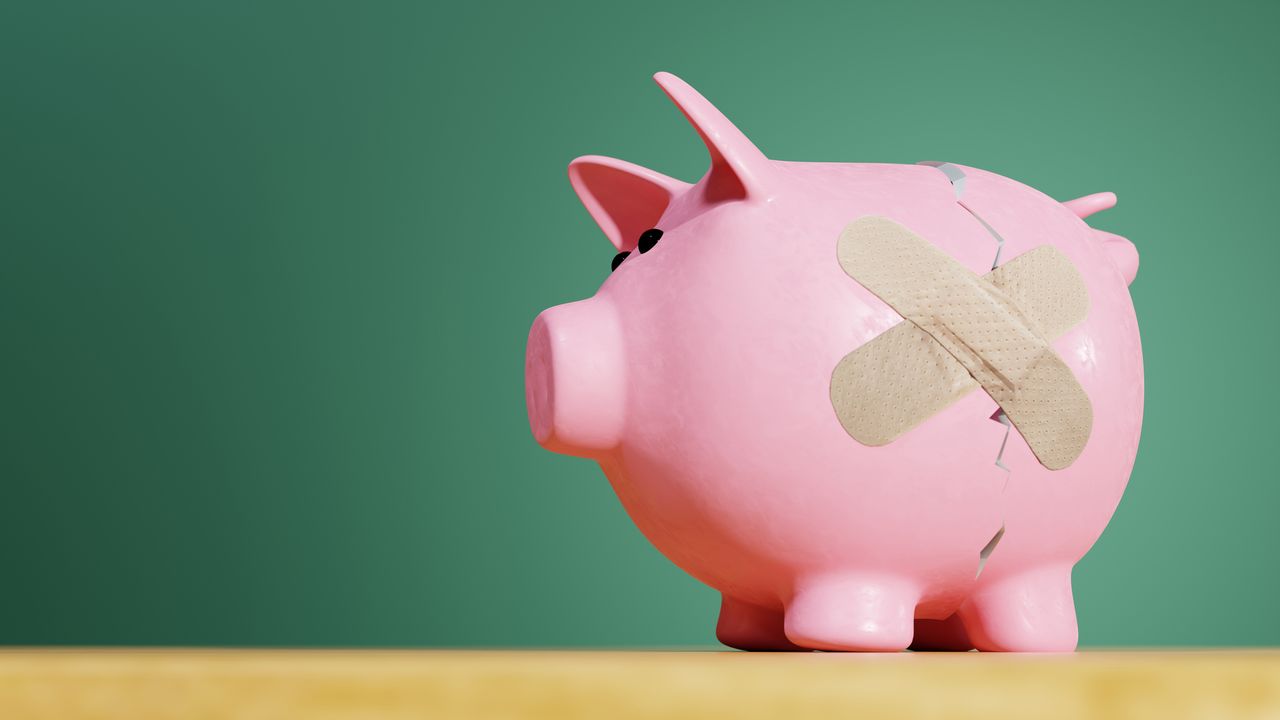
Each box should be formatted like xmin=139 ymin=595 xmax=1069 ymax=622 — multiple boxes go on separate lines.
xmin=610 ymin=251 xmax=629 ymax=272
xmin=637 ymin=228 xmax=663 ymax=253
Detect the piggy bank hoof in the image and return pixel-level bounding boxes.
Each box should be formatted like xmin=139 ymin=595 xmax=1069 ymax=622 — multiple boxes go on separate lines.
xmin=958 ymin=565 xmax=1079 ymax=652
xmin=783 ymin=575 xmax=919 ymax=652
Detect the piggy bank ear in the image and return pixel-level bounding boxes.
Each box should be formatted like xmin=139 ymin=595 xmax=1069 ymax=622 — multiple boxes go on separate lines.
xmin=568 ymin=155 xmax=691 ymax=252
xmin=654 ymin=72 xmax=773 ymax=203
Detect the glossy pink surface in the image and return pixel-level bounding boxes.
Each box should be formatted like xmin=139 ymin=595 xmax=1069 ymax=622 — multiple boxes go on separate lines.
xmin=525 ymin=73 xmax=1143 ymax=652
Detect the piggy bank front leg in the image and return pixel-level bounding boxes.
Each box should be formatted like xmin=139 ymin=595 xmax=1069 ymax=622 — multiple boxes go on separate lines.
xmin=783 ymin=574 xmax=921 ymax=652
xmin=957 ymin=564 xmax=1078 ymax=652
xmin=715 ymin=595 xmax=805 ymax=651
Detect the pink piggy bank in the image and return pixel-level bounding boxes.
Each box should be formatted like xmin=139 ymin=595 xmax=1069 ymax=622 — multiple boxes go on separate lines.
xmin=525 ymin=72 xmax=1143 ymax=652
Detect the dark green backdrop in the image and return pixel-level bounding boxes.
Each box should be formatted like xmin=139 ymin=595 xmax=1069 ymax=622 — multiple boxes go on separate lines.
xmin=3 ymin=0 xmax=1277 ymax=647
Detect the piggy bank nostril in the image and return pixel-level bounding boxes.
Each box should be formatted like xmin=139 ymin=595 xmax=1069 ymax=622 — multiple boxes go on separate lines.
xmin=610 ymin=251 xmax=630 ymax=272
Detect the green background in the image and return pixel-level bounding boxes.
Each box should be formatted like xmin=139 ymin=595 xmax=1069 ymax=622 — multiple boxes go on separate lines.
xmin=2 ymin=0 xmax=1277 ymax=648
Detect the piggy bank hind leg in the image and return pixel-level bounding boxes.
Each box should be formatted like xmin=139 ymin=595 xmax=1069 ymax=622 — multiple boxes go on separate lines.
xmin=957 ymin=564 xmax=1078 ymax=652
xmin=716 ymin=595 xmax=806 ymax=651
xmin=909 ymin=615 xmax=975 ymax=652
xmin=783 ymin=574 xmax=919 ymax=652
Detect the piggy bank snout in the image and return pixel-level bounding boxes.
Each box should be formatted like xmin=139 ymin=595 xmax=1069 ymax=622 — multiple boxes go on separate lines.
xmin=525 ymin=298 xmax=625 ymax=457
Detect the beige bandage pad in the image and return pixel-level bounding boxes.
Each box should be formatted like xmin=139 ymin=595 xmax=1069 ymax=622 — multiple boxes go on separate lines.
xmin=830 ymin=216 xmax=1093 ymax=470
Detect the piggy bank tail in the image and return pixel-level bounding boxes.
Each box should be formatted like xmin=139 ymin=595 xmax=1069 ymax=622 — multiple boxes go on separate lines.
xmin=1093 ymin=229 xmax=1138 ymax=286
xmin=1062 ymin=191 xmax=1138 ymax=285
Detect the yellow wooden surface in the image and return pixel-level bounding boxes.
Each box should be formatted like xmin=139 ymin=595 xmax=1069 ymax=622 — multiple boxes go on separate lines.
xmin=0 ymin=649 xmax=1277 ymax=719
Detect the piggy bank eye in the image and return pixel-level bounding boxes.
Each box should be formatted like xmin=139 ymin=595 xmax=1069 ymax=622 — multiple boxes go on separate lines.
xmin=610 ymin=251 xmax=629 ymax=272
xmin=637 ymin=228 xmax=663 ymax=253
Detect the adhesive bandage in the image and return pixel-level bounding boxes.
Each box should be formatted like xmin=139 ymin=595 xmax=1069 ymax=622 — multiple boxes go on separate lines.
xmin=830 ymin=216 xmax=1093 ymax=470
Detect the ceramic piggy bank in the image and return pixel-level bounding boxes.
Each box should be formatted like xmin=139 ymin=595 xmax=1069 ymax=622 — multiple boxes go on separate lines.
xmin=525 ymin=72 xmax=1143 ymax=652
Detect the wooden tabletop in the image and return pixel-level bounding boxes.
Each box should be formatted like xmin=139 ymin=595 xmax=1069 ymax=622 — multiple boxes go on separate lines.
xmin=0 ymin=649 xmax=1276 ymax=719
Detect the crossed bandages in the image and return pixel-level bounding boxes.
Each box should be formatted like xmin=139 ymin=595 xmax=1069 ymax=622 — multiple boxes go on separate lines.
xmin=830 ymin=216 xmax=1093 ymax=470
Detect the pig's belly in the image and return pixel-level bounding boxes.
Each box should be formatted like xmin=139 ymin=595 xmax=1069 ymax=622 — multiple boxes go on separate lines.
xmin=602 ymin=317 xmax=1140 ymax=614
